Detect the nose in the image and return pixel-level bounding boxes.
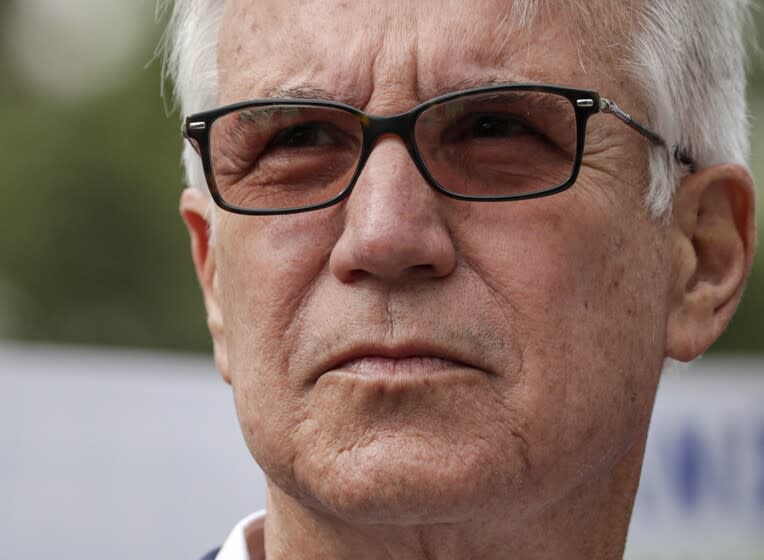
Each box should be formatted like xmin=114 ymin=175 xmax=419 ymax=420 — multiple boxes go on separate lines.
xmin=329 ymin=137 xmax=457 ymax=284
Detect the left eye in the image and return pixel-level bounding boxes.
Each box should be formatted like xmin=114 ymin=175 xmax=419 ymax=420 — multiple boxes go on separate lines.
xmin=268 ymin=123 xmax=336 ymax=149
xmin=442 ymin=113 xmax=534 ymax=143
xmin=470 ymin=114 xmax=530 ymax=138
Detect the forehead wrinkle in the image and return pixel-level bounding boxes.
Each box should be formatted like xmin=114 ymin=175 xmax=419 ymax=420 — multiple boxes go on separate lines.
xmin=219 ymin=0 xmax=382 ymax=106
xmin=414 ymin=6 xmax=603 ymax=104
xmin=443 ymin=0 xmax=551 ymax=61
xmin=413 ymin=2 xmax=578 ymax=99
xmin=462 ymin=0 xmax=627 ymax=84
xmin=362 ymin=2 xmax=419 ymax=110
xmin=221 ymin=0 xmax=631 ymax=111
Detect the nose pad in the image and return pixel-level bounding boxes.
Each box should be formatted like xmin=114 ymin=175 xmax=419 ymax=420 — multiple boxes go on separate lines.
xmin=329 ymin=137 xmax=457 ymax=284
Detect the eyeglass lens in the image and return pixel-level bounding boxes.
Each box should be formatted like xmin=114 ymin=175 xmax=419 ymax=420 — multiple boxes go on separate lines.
xmin=208 ymin=91 xmax=579 ymax=211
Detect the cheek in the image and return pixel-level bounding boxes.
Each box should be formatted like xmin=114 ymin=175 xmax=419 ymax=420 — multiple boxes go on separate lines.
xmin=216 ymin=210 xmax=341 ymax=366
xmin=458 ymin=197 xmax=666 ymax=487
xmin=215 ymin=211 xmax=343 ymax=474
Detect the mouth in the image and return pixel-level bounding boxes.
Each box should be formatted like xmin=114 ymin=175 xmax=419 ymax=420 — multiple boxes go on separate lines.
xmin=320 ymin=344 xmax=484 ymax=380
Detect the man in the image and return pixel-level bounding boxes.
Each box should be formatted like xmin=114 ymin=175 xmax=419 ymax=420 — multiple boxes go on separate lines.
xmin=163 ymin=1 xmax=757 ymax=558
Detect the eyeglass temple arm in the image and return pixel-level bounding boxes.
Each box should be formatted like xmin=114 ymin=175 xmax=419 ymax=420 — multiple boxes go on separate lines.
xmin=599 ymin=98 xmax=697 ymax=173
xmin=182 ymin=119 xmax=203 ymax=155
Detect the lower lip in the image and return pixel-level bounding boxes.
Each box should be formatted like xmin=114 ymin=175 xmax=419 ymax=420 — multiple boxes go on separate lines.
xmin=334 ymin=356 xmax=467 ymax=377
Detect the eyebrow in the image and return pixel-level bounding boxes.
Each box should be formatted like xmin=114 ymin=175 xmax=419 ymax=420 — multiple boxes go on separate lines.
xmin=435 ymin=75 xmax=520 ymax=91
xmin=418 ymin=74 xmax=531 ymax=100
xmin=264 ymin=85 xmax=357 ymax=105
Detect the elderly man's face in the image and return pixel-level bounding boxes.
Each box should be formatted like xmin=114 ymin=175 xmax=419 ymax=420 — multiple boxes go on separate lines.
xmin=205 ymin=0 xmax=668 ymax=524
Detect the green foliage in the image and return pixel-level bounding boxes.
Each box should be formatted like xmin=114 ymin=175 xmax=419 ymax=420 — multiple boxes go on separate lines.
xmin=0 ymin=38 xmax=209 ymax=351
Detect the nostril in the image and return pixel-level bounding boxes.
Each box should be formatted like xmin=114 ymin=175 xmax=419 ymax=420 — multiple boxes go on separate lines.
xmin=411 ymin=263 xmax=436 ymax=276
xmin=344 ymin=268 xmax=372 ymax=284
xmin=340 ymin=263 xmax=442 ymax=285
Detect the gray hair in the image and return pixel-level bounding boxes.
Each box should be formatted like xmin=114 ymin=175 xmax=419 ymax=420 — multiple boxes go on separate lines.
xmin=160 ymin=0 xmax=755 ymax=218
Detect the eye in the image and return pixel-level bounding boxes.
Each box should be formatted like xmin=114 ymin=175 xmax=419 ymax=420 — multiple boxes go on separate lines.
xmin=472 ymin=114 xmax=531 ymax=138
xmin=442 ymin=113 xmax=534 ymax=143
xmin=268 ymin=122 xmax=336 ymax=149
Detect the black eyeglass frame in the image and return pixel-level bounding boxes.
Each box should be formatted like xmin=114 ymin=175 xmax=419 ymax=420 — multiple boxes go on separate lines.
xmin=183 ymin=83 xmax=695 ymax=216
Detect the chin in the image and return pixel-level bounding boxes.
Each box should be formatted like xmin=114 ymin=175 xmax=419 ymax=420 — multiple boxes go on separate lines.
xmin=288 ymin=434 xmax=526 ymax=526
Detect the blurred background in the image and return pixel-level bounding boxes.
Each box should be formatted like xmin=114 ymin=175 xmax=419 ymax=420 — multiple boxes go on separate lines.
xmin=0 ymin=1 xmax=761 ymax=559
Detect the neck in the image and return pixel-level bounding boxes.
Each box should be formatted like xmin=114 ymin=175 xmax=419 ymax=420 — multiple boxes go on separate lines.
xmin=262 ymin=435 xmax=647 ymax=560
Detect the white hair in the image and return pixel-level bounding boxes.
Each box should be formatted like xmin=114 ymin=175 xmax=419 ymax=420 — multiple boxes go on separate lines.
xmin=627 ymin=0 xmax=755 ymax=215
xmin=159 ymin=0 xmax=755 ymax=217
xmin=159 ymin=0 xmax=225 ymax=196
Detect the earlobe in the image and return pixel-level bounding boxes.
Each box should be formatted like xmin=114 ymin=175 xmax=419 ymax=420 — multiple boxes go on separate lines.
xmin=180 ymin=188 xmax=231 ymax=383
xmin=665 ymin=164 xmax=756 ymax=362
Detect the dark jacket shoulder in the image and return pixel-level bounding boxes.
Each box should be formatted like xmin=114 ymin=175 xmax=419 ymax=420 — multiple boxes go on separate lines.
xmin=200 ymin=547 xmax=221 ymax=560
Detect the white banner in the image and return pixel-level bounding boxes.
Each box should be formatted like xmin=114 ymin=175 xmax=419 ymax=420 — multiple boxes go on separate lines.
xmin=1 ymin=346 xmax=762 ymax=559
xmin=627 ymin=358 xmax=764 ymax=559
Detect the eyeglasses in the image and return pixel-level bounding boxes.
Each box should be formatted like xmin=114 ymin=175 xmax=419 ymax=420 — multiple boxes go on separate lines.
xmin=183 ymin=84 xmax=695 ymax=215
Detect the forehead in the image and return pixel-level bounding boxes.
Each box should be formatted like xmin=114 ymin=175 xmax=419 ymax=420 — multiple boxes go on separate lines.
xmin=218 ymin=0 xmax=620 ymax=107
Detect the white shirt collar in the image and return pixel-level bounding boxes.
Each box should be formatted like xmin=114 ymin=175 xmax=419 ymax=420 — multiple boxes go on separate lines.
xmin=214 ymin=510 xmax=266 ymax=560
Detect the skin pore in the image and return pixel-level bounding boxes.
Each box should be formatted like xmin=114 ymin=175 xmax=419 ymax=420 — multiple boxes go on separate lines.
xmin=180 ymin=1 xmax=756 ymax=558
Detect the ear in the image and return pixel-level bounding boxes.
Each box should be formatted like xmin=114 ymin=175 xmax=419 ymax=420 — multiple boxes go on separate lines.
xmin=180 ymin=188 xmax=231 ymax=383
xmin=665 ymin=164 xmax=756 ymax=362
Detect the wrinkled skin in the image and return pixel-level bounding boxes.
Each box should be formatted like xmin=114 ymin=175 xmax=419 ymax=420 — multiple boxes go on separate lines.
xmin=181 ymin=1 xmax=756 ymax=558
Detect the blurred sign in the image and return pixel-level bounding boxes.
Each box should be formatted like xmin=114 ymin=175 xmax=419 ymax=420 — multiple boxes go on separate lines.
xmin=627 ymin=360 xmax=764 ymax=559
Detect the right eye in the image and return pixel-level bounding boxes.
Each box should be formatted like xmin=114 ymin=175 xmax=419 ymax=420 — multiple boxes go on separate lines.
xmin=266 ymin=122 xmax=339 ymax=150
